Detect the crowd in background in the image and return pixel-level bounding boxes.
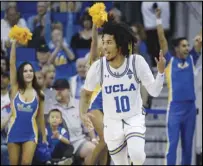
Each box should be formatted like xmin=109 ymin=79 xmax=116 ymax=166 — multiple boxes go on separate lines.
xmin=1 ymin=1 xmax=202 ymax=165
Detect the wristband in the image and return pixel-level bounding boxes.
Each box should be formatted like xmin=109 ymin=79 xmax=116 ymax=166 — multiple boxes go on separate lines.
xmin=156 ymin=19 xmax=162 ymax=25
xmin=58 ymin=135 xmax=62 ymax=140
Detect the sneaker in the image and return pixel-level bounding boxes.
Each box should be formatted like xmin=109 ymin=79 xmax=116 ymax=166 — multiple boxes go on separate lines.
xmin=57 ymin=157 xmax=73 ymax=165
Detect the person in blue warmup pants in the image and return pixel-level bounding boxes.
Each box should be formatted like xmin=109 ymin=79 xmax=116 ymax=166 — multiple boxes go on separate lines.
xmin=155 ymin=8 xmax=202 ymax=165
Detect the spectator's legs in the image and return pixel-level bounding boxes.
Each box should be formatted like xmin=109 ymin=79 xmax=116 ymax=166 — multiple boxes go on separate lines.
xmin=1 ymin=144 xmax=10 ymax=165
xmin=181 ymin=102 xmax=196 ymax=165
xmin=88 ymin=110 xmax=109 ymax=165
xmin=51 ymin=142 xmax=74 ymax=159
xmin=8 ymin=143 xmax=21 ymax=165
xmin=166 ymin=109 xmax=181 ymax=165
xmin=21 ymin=141 xmax=37 ymax=165
xmin=77 ymin=140 xmax=96 ymax=165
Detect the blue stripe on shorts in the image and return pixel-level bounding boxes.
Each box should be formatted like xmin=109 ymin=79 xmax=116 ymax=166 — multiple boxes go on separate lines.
xmin=88 ymin=91 xmax=103 ymax=113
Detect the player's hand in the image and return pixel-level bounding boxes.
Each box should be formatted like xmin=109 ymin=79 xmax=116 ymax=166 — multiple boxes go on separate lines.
xmin=155 ymin=8 xmax=161 ymax=19
xmin=91 ymin=138 xmax=99 ymax=145
xmin=155 ymin=50 xmax=166 ymax=74
xmin=81 ymin=113 xmax=94 ymax=131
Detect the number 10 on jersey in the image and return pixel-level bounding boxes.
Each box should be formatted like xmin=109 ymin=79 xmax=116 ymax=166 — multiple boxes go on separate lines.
xmin=114 ymin=96 xmax=130 ymax=113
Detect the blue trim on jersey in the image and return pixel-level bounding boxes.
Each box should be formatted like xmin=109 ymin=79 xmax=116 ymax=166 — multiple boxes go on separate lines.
xmin=106 ymin=57 xmax=130 ymax=78
xmin=88 ymin=91 xmax=103 ymax=113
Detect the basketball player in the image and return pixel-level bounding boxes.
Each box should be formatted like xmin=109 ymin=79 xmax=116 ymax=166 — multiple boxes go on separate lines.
xmin=80 ymin=21 xmax=166 ymax=165
xmin=156 ymin=8 xmax=202 ymax=165
xmin=7 ymin=40 xmax=47 ymax=165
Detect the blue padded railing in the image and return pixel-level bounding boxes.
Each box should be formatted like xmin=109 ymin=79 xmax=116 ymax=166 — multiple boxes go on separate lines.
xmin=145 ymin=109 xmax=167 ymax=114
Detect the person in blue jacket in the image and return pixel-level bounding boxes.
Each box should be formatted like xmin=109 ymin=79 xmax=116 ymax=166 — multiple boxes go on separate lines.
xmin=156 ymin=8 xmax=202 ymax=165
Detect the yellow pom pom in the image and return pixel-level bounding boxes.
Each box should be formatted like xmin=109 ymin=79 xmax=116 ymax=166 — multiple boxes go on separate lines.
xmin=9 ymin=25 xmax=32 ymax=45
xmin=88 ymin=3 xmax=108 ymax=28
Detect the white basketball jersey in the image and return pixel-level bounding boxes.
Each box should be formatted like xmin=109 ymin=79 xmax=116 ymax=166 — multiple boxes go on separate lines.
xmin=101 ymin=55 xmax=144 ymax=121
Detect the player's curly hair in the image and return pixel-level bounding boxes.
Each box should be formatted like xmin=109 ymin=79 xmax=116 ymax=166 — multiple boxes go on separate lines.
xmin=102 ymin=19 xmax=137 ymax=57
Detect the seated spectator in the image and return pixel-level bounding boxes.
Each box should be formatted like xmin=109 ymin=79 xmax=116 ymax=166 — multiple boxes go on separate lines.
xmin=50 ymin=1 xmax=82 ymax=13
xmin=48 ymin=24 xmax=75 ymax=66
xmin=70 ymin=11 xmax=92 ymax=50
xmin=27 ymin=3 xmax=52 ymax=49
xmin=36 ymin=70 xmax=57 ymax=116
xmin=35 ymin=70 xmax=45 ymax=89
xmin=36 ymin=38 xmax=51 ymax=69
xmin=1 ymin=55 xmax=9 ymax=73
xmin=48 ymin=23 xmax=66 ymax=50
xmin=41 ymin=64 xmax=57 ymax=114
xmin=1 ymin=71 xmax=11 ymax=165
xmin=109 ymin=6 xmax=122 ymax=23
xmin=1 ymin=2 xmax=9 ymax=11
xmin=27 ymin=2 xmax=49 ymax=32
xmin=41 ymin=64 xmax=56 ymax=89
xmin=1 ymin=41 xmax=6 ymax=57
xmin=47 ymin=79 xmax=96 ymax=165
xmin=1 ymin=5 xmax=27 ymax=49
xmin=1 ymin=71 xmax=10 ymax=125
xmin=69 ymin=57 xmax=87 ymax=101
xmin=45 ymin=109 xmax=74 ymax=165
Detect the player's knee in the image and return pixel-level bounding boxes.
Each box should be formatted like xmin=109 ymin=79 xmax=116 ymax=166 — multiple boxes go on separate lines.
xmin=129 ymin=147 xmax=146 ymax=165
xmin=86 ymin=144 xmax=95 ymax=155
xmin=80 ymin=142 xmax=95 ymax=158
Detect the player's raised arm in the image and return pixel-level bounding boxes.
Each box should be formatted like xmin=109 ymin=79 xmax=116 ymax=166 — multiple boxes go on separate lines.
xmin=138 ymin=50 xmax=166 ymax=97
xmin=9 ymin=40 xmax=18 ymax=97
xmin=156 ymin=8 xmax=169 ymax=55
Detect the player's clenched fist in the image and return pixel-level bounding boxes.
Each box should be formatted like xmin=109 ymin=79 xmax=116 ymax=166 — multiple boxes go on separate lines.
xmin=155 ymin=50 xmax=166 ymax=74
